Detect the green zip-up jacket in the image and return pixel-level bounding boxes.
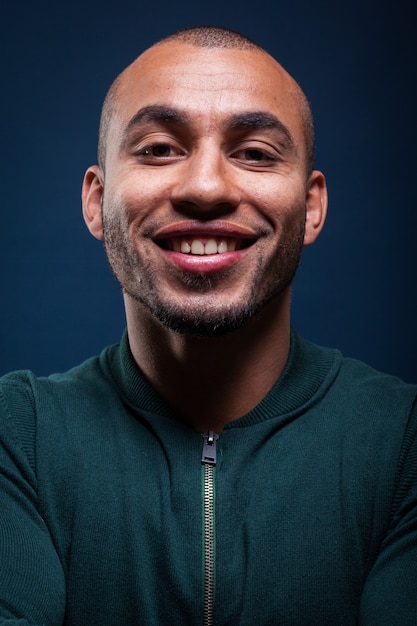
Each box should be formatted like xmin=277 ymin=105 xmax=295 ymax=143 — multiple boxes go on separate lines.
xmin=0 ymin=330 xmax=416 ymax=625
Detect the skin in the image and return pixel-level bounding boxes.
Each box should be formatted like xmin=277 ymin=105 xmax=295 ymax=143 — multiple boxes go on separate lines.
xmin=82 ymin=41 xmax=328 ymax=432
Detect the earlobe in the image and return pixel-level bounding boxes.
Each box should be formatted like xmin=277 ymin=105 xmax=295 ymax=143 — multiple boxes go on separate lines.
xmin=82 ymin=165 xmax=104 ymax=241
xmin=303 ymin=170 xmax=328 ymax=246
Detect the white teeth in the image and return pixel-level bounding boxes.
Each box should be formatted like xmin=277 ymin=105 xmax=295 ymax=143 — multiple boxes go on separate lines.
xmin=180 ymin=241 xmax=191 ymax=253
xmin=191 ymin=240 xmax=205 ymax=255
xmin=172 ymin=238 xmax=238 ymax=255
xmin=204 ymin=239 xmax=218 ymax=255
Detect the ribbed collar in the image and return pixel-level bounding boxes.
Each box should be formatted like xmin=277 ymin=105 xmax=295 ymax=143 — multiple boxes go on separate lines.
xmin=101 ymin=328 xmax=341 ymax=428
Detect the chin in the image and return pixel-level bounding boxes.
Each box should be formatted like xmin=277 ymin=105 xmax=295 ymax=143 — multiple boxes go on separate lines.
xmin=156 ymin=312 xmax=253 ymax=337
xmin=126 ymin=282 xmax=287 ymax=338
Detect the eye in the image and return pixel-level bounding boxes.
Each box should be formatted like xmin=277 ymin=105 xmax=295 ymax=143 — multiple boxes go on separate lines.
xmin=135 ymin=140 xmax=185 ymax=164
xmin=241 ymin=148 xmax=275 ymax=162
xmin=231 ymin=143 xmax=278 ymax=166
xmin=139 ymin=143 xmax=174 ymax=157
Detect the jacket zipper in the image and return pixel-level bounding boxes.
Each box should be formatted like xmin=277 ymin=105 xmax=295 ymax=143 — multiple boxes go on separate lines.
xmin=201 ymin=430 xmax=219 ymax=626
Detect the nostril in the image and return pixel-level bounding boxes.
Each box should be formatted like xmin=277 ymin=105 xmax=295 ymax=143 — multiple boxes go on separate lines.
xmin=170 ymin=165 xmax=241 ymax=213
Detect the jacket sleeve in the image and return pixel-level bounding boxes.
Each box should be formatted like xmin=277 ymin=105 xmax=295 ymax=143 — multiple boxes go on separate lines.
xmin=359 ymin=398 xmax=417 ymax=625
xmin=0 ymin=377 xmax=66 ymax=626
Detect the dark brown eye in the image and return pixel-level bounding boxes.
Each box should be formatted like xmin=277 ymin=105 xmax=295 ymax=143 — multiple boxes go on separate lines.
xmin=243 ymin=149 xmax=273 ymax=161
xmin=144 ymin=144 xmax=172 ymax=157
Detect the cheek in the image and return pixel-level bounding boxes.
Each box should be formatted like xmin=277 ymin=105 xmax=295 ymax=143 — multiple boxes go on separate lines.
xmin=102 ymin=181 xmax=151 ymax=227
xmin=253 ymin=185 xmax=306 ymax=232
xmin=104 ymin=171 xmax=171 ymax=222
xmin=245 ymin=170 xmax=306 ymax=202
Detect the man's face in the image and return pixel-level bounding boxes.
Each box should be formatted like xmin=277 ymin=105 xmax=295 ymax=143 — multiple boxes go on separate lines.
xmin=85 ymin=43 xmax=325 ymax=335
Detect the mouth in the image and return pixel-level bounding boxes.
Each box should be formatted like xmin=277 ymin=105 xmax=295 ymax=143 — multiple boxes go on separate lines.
xmin=151 ymin=221 xmax=258 ymax=274
xmin=159 ymin=236 xmax=252 ymax=255
xmin=153 ymin=221 xmax=257 ymax=257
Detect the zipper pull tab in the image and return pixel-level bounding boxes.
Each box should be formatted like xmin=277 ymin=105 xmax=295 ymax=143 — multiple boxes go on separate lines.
xmin=201 ymin=430 xmax=219 ymax=466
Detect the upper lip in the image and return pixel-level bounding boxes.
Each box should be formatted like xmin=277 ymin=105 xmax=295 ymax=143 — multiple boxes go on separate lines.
xmin=153 ymin=220 xmax=258 ymax=241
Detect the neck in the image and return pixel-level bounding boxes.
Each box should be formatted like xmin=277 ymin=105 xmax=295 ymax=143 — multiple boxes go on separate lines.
xmin=125 ymin=292 xmax=292 ymax=432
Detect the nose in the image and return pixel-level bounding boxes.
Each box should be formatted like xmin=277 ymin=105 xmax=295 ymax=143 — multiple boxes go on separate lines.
xmin=170 ymin=143 xmax=241 ymax=215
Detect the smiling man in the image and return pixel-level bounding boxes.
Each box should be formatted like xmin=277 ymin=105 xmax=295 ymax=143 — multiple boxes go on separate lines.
xmin=88 ymin=45 xmax=321 ymax=339
xmin=1 ymin=26 xmax=416 ymax=626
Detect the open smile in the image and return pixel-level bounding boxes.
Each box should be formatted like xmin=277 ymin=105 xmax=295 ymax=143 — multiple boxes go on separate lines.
xmin=152 ymin=224 xmax=257 ymax=274
xmin=162 ymin=236 xmax=251 ymax=255
xmin=154 ymin=221 xmax=257 ymax=257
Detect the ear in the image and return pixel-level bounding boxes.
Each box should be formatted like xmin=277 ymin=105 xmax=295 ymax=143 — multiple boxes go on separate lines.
xmin=303 ymin=170 xmax=328 ymax=246
xmin=82 ymin=165 xmax=104 ymax=241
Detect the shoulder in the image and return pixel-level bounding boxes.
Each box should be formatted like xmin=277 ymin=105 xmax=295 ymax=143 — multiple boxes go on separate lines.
xmin=0 ymin=353 xmax=104 ymax=409
xmin=296 ymin=332 xmax=417 ymax=413
xmin=292 ymin=333 xmax=417 ymax=458
xmin=334 ymin=352 xmax=417 ymax=419
xmin=0 ymin=345 xmax=119 ymax=446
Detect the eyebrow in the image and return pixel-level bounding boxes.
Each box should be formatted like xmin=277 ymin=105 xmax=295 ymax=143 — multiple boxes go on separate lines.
xmin=121 ymin=104 xmax=295 ymax=151
xmin=121 ymin=105 xmax=190 ymax=144
xmin=226 ymin=111 xmax=295 ymax=149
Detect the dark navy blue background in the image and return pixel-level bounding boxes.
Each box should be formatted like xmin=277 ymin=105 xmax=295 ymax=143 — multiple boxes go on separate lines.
xmin=1 ymin=0 xmax=416 ymax=382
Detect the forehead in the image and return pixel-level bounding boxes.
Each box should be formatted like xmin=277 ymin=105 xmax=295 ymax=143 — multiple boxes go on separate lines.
xmin=110 ymin=42 xmax=304 ymax=144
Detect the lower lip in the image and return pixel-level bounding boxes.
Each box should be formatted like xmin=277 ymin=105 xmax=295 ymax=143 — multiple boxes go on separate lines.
xmin=161 ymin=248 xmax=247 ymax=273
